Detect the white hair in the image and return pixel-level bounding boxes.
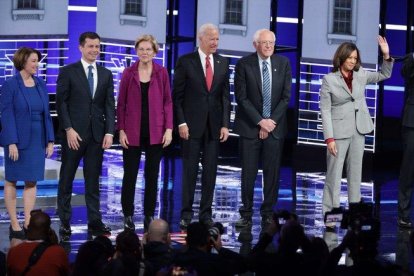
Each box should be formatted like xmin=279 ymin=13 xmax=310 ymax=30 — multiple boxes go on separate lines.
xmin=253 ymin=29 xmax=276 ymax=43
xmin=198 ymin=23 xmax=219 ymax=38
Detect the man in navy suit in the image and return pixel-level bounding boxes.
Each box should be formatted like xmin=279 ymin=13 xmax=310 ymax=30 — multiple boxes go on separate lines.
xmin=398 ymin=52 xmax=414 ymax=228
xmin=234 ymin=29 xmax=291 ymax=229
xmin=173 ymin=23 xmax=230 ymax=228
xmin=56 ymin=32 xmax=115 ymax=240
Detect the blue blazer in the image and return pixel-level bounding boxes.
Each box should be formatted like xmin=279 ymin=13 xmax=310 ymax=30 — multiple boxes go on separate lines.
xmin=0 ymin=73 xmax=54 ymax=149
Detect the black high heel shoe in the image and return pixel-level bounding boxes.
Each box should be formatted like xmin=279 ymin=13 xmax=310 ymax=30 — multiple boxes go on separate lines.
xmin=124 ymin=216 xmax=135 ymax=231
xmin=9 ymin=225 xmax=26 ymax=240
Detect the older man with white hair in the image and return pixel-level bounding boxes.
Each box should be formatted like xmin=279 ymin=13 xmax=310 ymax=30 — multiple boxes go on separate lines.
xmin=234 ymin=29 xmax=291 ymax=229
xmin=173 ymin=23 xmax=231 ymax=229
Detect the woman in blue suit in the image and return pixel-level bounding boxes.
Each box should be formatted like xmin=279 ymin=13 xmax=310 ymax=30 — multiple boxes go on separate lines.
xmin=0 ymin=47 xmax=54 ymax=240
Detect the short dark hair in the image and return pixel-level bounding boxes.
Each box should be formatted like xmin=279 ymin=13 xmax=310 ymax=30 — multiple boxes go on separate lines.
xmin=26 ymin=210 xmax=51 ymax=241
xmin=79 ymin=32 xmax=101 ymax=46
xmin=116 ymin=230 xmax=141 ymax=256
xmin=332 ymin=42 xmax=361 ymax=72
xmin=185 ymin=222 xmax=209 ymax=248
xmin=12 ymin=47 xmax=41 ymax=71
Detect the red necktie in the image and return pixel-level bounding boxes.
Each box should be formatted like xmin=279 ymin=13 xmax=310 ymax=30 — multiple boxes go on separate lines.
xmin=205 ymin=56 xmax=213 ymax=91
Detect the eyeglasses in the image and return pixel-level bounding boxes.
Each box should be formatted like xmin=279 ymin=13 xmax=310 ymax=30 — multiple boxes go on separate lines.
xmin=257 ymin=41 xmax=275 ymax=46
xmin=137 ymin=48 xmax=153 ymax=53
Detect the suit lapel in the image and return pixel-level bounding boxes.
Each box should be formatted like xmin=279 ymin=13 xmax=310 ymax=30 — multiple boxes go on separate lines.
xmin=210 ymin=54 xmax=224 ymax=92
xmin=96 ymin=65 xmax=105 ymax=98
xmin=270 ymin=55 xmax=279 ymax=102
xmin=249 ymin=54 xmax=262 ymax=98
xmin=75 ymin=62 xmax=92 ymax=99
xmin=16 ymin=74 xmax=31 ymax=112
xmin=335 ymin=71 xmax=352 ymax=96
xmin=191 ymin=52 xmax=209 ymax=92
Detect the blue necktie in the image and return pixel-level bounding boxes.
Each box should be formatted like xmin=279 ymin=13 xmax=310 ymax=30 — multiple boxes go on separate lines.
xmin=262 ymin=61 xmax=271 ymax=118
xmin=87 ymin=65 xmax=94 ymax=97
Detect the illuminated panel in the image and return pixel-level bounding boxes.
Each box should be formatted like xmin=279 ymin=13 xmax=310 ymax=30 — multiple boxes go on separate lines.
xmin=0 ymin=38 xmax=68 ymax=94
xmin=297 ymin=61 xmax=378 ymax=152
xmin=219 ymin=53 xmax=242 ymax=135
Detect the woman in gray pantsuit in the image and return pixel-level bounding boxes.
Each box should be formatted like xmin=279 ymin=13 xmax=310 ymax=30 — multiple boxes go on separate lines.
xmin=320 ymin=36 xmax=393 ymax=224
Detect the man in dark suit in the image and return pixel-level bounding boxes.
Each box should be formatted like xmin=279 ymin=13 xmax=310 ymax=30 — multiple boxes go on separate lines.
xmin=398 ymin=52 xmax=414 ymax=228
xmin=56 ymin=32 xmax=115 ymax=239
xmin=173 ymin=23 xmax=230 ymax=228
xmin=234 ymin=29 xmax=291 ymax=228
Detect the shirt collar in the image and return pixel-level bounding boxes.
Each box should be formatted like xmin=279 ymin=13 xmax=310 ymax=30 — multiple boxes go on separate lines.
xmin=257 ymin=54 xmax=271 ymax=65
xmin=198 ymin=48 xmax=212 ymax=60
xmin=80 ymin=58 xmax=96 ymax=70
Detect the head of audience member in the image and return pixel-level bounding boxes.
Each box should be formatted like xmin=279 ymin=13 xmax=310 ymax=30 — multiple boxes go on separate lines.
xmin=94 ymin=235 xmax=115 ymax=261
xmin=115 ymin=230 xmax=141 ymax=259
xmin=13 ymin=47 xmax=41 ymax=75
xmin=26 ymin=210 xmax=58 ymax=244
xmin=332 ymin=42 xmax=361 ymax=73
xmin=197 ymin=23 xmax=219 ymax=56
xmin=351 ymin=218 xmax=381 ymax=262
xmin=278 ymin=219 xmax=306 ymax=254
xmin=307 ymin=237 xmax=330 ymax=274
xmin=72 ymin=240 xmax=108 ymax=276
xmin=78 ymin=31 xmax=101 ymax=64
xmin=134 ymin=34 xmax=159 ymax=65
xmin=253 ymin=29 xmax=276 ymax=60
xmin=147 ymin=219 xmax=171 ymax=244
xmin=185 ymin=222 xmax=210 ymax=252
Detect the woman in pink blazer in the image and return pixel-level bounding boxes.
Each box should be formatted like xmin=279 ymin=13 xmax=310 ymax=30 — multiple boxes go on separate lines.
xmin=117 ymin=34 xmax=173 ymax=231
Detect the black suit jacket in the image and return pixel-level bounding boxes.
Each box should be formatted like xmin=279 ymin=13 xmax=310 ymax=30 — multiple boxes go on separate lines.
xmin=401 ymin=53 xmax=414 ymax=128
xmin=234 ymin=53 xmax=291 ymax=139
xmin=173 ymin=51 xmax=230 ymax=139
xmin=56 ymin=61 xmax=115 ymax=143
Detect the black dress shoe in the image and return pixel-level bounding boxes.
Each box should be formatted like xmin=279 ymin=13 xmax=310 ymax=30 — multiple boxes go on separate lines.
xmin=59 ymin=223 xmax=72 ymax=242
xmin=179 ymin=219 xmax=191 ymax=229
xmin=261 ymin=216 xmax=273 ymax=229
xmin=124 ymin=216 xmax=135 ymax=231
xmin=200 ymin=218 xmax=214 ymax=227
xmin=144 ymin=216 xmax=153 ymax=232
xmin=235 ymin=217 xmax=252 ymax=228
xmin=9 ymin=225 xmax=25 ymax=240
xmin=88 ymin=221 xmax=111 ymax=236
xmin=398 ymin=217 xmax=412 ymax=229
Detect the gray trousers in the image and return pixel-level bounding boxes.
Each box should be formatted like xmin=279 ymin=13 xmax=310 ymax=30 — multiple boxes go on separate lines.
xmin=322 ymin=128 xmax=364 ymax=214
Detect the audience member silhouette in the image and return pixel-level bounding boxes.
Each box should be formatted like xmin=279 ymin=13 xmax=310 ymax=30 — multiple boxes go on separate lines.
xmin=7 ymin=210 xmax=69 ymax=276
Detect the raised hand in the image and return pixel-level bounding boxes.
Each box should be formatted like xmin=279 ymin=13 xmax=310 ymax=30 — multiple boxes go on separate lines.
xmin=377 ymin=36 xmax=390 ymax=59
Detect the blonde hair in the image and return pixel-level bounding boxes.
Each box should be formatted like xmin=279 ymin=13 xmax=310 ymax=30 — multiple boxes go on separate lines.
xmin=134 ymin=34 xmax=159 ymax=54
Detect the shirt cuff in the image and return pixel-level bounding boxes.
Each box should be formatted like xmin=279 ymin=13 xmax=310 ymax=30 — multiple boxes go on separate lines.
xmin=325 ymin=138 xmax=335 ymax=144
xmin=105 ymin=133 xmax=114 ymax=137
xmin=179 ymin=123 xmax=187 ymax=127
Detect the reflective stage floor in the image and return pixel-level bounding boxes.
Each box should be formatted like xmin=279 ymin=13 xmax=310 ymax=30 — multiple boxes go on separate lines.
xmin=0 ymin=144 xmax=412 ymax=272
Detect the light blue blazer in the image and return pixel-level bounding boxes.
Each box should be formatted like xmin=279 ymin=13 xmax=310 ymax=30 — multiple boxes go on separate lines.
xmin=0 ymin=73 xmax=54 ymax=149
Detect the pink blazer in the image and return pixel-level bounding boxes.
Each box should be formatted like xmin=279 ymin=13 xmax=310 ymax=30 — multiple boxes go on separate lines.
xmin=117 ymin=61 xmax=173 ymax=146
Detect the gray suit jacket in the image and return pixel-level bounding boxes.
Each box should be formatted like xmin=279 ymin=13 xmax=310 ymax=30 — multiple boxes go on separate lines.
xmin=320 ymin=60 xmax=393 ymax=140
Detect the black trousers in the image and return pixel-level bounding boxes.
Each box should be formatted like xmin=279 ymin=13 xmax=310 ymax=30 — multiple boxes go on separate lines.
xmin=180 ymin=129 xmax=219 ymax=222
xmin=121 ymin=140 xmax=163 ymax=217
xmin=398 ymin=126 xmax=414 ymax=220
xmin=57 ymin=130 xmax=104 ymax=224
xmin=239 ymin=135 xmax=284 ymax=219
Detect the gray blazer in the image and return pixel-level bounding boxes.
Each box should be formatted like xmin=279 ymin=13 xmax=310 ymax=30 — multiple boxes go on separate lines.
xmin=320 ymin=60 xmax=393 ymax=140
